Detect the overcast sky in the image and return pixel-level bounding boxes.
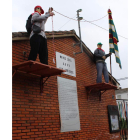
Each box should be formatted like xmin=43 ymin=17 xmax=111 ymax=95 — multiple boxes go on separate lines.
xmin=12 ymin=0 xmax=128 ymax=88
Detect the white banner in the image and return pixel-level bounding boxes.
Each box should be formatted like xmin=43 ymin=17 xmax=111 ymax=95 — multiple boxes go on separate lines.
xmin=56 ymin=52 xmax=76 ymax=77
xmin=57 ymin=77 xmax=80 ymax=132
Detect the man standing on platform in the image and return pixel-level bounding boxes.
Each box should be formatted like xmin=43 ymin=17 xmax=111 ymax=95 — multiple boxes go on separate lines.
xmin=94 ymin=42 xmax=111 ymax=83
xmin=28 ymin=6 xmax=54 ymax=65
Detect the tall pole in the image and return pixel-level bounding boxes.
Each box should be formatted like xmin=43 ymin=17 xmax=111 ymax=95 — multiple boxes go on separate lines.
xmin=77 ymin=11 xmax=83 ymax=53
xmin=110 ymin=54 xmax=113 ymax=84
xmin=73 ymin=9 xmax=83 ymax=55
xmin=108 ymin=9 xmax=113 ymax=84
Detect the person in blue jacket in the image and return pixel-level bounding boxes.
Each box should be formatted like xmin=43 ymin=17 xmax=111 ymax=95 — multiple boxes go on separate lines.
xmin=28 ymin=6 xmax=54 ymax=65
xmin=94 ymin=42 xmax=112 ymax=83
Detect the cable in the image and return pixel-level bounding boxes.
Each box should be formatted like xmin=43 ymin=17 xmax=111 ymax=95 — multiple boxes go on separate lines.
xmin=58 ymin=15 xmax=77 ymax=30
xmin=82 ymin=14 xmax=108 ymax=22
xmin=116 ymin=77 xmax=128 ymax=81
xmin=83 ymin=19 xmax=109 ymax=31
xmin=53 ymin=10 xmax=128 ymax=40
xmin=51 ymin=16 xmax=56 ymax=64
xmin=53 ymin=10 xmax=77 ymax=21
xmin=54 ymin=10 xmax=107 ymax=22
xmin=82 ymin=19 xmax=128 ymax=39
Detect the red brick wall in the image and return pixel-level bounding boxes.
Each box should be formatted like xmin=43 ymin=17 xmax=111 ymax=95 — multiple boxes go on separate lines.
xmin=12 ymin=36 xmax=120 ymax=140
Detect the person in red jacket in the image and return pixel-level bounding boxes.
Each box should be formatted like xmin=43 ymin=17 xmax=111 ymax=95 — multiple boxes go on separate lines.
xmin=28 ymin=6 xmax=54 ymax=65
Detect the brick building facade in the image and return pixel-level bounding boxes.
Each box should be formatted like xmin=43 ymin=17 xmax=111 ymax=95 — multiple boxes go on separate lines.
xmin=12 ymin=30 xmax=120 ymax=140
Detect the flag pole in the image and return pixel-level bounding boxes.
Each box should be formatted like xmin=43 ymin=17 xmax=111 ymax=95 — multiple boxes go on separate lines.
xmin=110 ymin=54 xmax=113 ymax=84
xmin=108 ymin=8 xmax=113 ymax=84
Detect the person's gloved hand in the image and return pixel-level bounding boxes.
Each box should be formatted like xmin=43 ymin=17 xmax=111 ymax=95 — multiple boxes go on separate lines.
xmin=50 ymin=12 xmax=55 ymax=16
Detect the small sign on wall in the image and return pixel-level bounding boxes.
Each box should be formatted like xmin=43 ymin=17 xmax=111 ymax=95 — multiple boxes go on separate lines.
xmin=56 ymin=52 xmax=76 ymax=77
xmin=107 ymin=105 xmax=120 ymax=133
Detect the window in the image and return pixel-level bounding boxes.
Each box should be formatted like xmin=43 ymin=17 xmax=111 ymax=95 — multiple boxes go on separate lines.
xmin=117 ymin=95 xmax=121 ymax=99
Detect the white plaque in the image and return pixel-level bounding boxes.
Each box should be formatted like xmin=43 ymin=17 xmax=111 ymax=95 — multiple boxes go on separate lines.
xmin=56 ymin=52 xmax=76 ymax=77
xmin=57 ymin=77 xmax=80 ymax=132
xmin=110 ymin=115 xmax=119 ymax=130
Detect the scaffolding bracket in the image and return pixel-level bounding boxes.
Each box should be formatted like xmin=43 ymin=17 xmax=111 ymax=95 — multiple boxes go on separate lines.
xmin=12 ymin=60 xmax=66 ymax=95
xmin=40 ymin=76 xmax=50 ymax=94
xmin=12 ymin=69 xmax=17 ymax=77
xmin=85 ymin=83 xmax=117 ymax=101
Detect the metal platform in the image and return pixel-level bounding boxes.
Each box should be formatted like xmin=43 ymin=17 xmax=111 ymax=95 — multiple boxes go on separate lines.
xmin=85 ymin=83 xmax=117 ymax=101
xmin=12 ymin=60 xmax=66 ymax=93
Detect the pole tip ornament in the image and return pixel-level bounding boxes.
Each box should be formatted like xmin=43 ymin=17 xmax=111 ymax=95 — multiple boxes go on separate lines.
xmin=108 ymin=9 xmax=112 ymax=14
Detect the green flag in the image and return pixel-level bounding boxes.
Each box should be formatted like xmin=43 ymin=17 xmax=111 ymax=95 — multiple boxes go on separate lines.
xmin=108 ymin=9 xmax=122 ymax=69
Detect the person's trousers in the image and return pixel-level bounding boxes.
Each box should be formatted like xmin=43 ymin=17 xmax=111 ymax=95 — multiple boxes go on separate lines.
xmin=28 ymin=34 xmax=48 ymax=65
xmin=96 ymin=62 xmax=109 ymax=83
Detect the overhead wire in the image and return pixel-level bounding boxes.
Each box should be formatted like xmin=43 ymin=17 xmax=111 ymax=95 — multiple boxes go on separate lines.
xmin=51 ymin=16 xmax=56 ymax=63
xmin=82 ymin=19 xmax=109 ymax=31
xmin=58 ymin=15 xmax=77 ymax=30
xmin=53 ymin=10 xmax=77 ymax=21
xmin=116 ymin=77 xmax=128 ymax=81
xmin=82 ymin=19 xmax=128 ymax=39
xmin=54 ymin=10 xmax=107 ymax=22
xmin=82 ymin=14 xmax=108 ymax=22
xmin=53 ymin=10 xmax=128 ymax=40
